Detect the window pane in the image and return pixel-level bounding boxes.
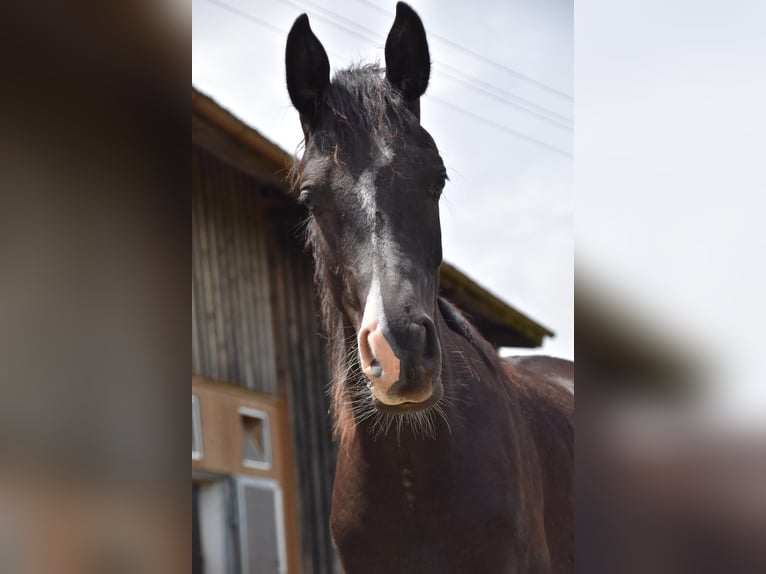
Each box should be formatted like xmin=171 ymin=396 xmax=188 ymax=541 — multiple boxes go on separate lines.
xmin=238 ymin=478 xmax=286 ymax=574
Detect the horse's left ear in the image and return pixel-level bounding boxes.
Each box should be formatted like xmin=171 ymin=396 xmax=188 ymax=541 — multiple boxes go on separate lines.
xmin=385 ymin=2 xmax=430 ymax=119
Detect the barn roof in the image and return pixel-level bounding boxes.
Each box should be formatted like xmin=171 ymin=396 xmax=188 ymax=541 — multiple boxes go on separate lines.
xmin=192 ymin=86 xmax=553 ymax=348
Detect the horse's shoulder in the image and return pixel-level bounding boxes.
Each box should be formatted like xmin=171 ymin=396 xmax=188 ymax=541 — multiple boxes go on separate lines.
xmin=505 ymin=355 xmax=574 ymax=430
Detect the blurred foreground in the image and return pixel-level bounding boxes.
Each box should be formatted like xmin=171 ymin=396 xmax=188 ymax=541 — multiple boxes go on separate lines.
xmin=0 ymin=2 xmax=188 ymax=573
xmin=576 ymin=278 xmax=766 ymax=572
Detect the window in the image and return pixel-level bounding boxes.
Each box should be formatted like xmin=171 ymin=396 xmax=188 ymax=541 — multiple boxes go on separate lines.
xmin=237 ymin=477 xmax=287 ymax=574
xmin=192 ymin=395 xmax=203 ymax=460
xmin=239 ymin=407 xmax=271 ymax=470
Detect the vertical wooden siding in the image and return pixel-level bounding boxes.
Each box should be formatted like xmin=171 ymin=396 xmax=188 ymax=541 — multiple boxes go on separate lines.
xmin=192 ymin=144 xmax=339 ymax=573
xmin=268 ymin=220 xmax=339 ymax=574
xmin=192 ymin=147 xmax=278 ymax=393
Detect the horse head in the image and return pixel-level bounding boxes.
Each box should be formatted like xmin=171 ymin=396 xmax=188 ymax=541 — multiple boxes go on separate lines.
xmin=286 ymin=3 xmax=447 ymax=413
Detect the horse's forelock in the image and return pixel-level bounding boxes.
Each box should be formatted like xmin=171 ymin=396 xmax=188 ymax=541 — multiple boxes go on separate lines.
xmin=288 ymin=63 xmax=421 ymax=193
xmin=324 ymin=64 xmax=411 ymax=133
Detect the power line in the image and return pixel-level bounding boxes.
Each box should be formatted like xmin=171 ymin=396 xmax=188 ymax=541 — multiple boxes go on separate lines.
xmin=200 ymin=0 xmax=572 ymax=158
xmin=274 ymin=0 xmax=572 ymax=129
xmin=428 ymin=95 xmax=572 ymax=158
xmin=436 ymin=62 xmax=572 ymax=131
xmin=203 ymin=0 xmax=285 ymax=36
xmin=352 ymin=0 xmax=573 ymax=101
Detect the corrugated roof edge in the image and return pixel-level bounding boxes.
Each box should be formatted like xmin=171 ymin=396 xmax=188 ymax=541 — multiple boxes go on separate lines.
xmin=440 ymin=262 xmax=554 ymax=346
xmin=193 ymin=86 xmax=294 ymax=171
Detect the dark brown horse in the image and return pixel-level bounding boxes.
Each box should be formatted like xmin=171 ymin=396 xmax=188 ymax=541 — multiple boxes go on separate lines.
xmin=285 ymin=3 xmax=573 ymax=572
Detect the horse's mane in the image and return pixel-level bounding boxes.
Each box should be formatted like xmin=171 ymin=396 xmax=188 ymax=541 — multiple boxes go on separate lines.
xmin=306 ymin=222 xmax=355 ymax=439
xmin=437 ymin=297 xmax=509 ymax=375
xmin=322 ymin=64 xmax=413 ymax=138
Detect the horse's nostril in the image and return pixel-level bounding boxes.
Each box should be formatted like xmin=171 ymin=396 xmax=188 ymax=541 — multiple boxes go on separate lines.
xmin=421 ymin=318 xmax=439 ymax=362
xmin=369 ymin=358 xmax=383 ymax=378
xmin=411 ymin=322 xmax=427 ymax=344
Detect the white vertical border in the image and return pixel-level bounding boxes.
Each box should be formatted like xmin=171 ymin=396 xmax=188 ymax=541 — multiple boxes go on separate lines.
xmin=237 ymin=475 xmax=287 ymax=574
xmin=192 ymin=395 xmax=204 ymax=460
xmin=238 ymin=406 xmax=272 ymax=470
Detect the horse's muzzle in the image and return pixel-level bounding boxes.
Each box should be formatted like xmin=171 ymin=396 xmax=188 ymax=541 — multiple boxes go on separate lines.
xmin=358 ymin=314 xmax=442 ymax=407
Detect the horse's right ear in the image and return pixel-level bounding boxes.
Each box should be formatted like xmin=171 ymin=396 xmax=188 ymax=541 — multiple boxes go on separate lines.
xmin=285 ymin=14 xmax=330 ymax=127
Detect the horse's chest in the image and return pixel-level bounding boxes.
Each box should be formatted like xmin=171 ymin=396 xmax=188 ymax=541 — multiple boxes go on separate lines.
xmin=331 ymin=464 xmax=524 ymax=573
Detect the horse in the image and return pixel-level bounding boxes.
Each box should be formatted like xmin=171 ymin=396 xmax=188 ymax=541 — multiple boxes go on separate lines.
xmin=285 ymin=3 xmax=573 ymax=572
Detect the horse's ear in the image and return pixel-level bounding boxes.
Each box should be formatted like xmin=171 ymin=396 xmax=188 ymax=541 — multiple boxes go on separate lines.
xmin=285 ymin=14 xmax=330 ymax=127
xmin=385 ymin=2 xmax=430 ymax=118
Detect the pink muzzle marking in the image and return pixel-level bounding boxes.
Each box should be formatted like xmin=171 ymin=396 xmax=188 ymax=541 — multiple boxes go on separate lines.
xmin=358 ymin=301 xmax=400 ymax=395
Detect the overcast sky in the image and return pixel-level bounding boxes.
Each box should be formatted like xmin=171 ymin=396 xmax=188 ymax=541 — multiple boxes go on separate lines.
xmin=193 ymin=0 xmax=573 ymax=360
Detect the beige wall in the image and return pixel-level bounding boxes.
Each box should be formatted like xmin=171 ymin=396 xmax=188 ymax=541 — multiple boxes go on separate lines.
xmin=192 ymin=375 xmax=301 ymax=573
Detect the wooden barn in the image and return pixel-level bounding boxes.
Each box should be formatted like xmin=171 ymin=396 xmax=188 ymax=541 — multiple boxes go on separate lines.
xmin=191 ymin=86 xmax=553 ymax=574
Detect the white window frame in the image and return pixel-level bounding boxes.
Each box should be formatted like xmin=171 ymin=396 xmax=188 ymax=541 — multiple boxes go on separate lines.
xmin=192 ymin=395 xmax=203 ymax=460
xmin=238 ymin=406 xmax=272 ymax=470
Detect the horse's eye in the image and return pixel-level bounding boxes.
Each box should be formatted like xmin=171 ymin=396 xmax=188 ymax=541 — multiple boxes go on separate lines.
xmin=299 ymin=188 xmax=319 ymax=212
xmin=429 ymin=171 xmax=448 ymax=199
